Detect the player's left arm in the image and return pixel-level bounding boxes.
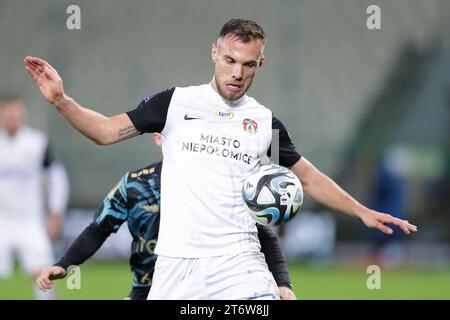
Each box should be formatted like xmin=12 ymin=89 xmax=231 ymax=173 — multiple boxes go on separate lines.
xmin=36 ymin=221 xmax=112 ymax=291
xmin=51 ymin=173 xmax=130 ymax=281
xmin=257 ymin=225 xmax=297 ymax=300
xmin=289 ymin=157 xmax=417 ymax=235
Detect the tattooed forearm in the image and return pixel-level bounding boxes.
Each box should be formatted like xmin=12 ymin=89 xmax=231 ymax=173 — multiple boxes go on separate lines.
xmin=118 ymin=125 xmax=140 ymax=141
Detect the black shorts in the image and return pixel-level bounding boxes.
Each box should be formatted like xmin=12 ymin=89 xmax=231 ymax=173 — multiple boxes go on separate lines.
xmin=127 ymin=286 xmax=151 ymax=300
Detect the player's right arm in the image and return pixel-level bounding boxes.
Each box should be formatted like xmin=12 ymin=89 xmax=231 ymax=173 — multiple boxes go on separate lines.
xmin=24 ymin=56 xmax=144 ymax=144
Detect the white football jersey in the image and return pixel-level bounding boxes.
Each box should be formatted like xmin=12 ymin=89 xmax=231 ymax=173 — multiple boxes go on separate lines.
xmin=0 ymin=126 xmax=68 ymax=224
xmin=127 ymin=83 xmax=300 ymax=257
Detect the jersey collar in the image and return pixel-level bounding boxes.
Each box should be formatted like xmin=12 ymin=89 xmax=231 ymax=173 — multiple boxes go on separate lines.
xmin=207 ymin=81 xmax=248 ymax=107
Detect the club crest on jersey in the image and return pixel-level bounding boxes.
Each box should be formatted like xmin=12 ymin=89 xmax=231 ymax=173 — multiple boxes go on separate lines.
xmin=214 ymin=108 xmax=234 ymax=119
xmin=243 ymin=119 xmax=258 ymax=135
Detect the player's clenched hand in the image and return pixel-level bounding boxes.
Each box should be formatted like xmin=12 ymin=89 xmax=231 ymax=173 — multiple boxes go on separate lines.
xmin=24 ymin=56 xmax=65 ymax=105
xmin=279 ymin=286 xmax=297 ymax=300
xmin=36 ymin=266 xmax=67 ymax=291
xmin=358 ymin=209 xmax=417 ymax=235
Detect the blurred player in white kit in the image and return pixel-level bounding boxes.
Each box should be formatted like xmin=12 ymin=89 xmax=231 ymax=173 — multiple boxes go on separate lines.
xmin=0 ymin=96 xmax=69 ymax=299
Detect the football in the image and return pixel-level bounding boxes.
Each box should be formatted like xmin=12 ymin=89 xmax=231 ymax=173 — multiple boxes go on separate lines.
xmin=242 ymin=163 xmax=303 ymax=226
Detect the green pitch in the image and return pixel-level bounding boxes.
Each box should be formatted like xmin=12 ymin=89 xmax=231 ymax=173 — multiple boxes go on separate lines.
xmin=1 ymin=261 xmax=449 ymax=299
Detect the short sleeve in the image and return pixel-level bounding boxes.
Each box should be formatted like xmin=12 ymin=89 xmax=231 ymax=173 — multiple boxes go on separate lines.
xmin=268 ymin=116 xmax=301 ymax=167
xmin=126 ymin=87 xmax=175 ymax=133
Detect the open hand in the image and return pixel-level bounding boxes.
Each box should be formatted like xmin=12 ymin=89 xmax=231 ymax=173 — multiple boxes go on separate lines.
xmin=24 ymin=56 xmax=65 ymax=105
xmin=359 ymin=209 xmax=417 ymax=235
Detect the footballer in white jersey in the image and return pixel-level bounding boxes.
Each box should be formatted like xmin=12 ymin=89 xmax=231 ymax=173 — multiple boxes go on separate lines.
xmin=0 ymin=97 xmax=69 ymax=299
xmin=127 ymin=84 xmax=300 ymax=260
xmin=25 ymin=19 xmax=418 ymax=300
xmin=127 ymin=84 xmax=299 ymax=299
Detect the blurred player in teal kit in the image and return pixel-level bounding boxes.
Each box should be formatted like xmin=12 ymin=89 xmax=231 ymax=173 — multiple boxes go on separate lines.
xmin=36 ymin=133 xmax=296 ymax=300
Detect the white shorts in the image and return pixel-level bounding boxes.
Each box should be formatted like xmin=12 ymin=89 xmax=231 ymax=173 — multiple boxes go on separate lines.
xmin=148 ymin=250 xmax=279 ymax=300
xmin=0 ymin=220 xmax=53 ymax=277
